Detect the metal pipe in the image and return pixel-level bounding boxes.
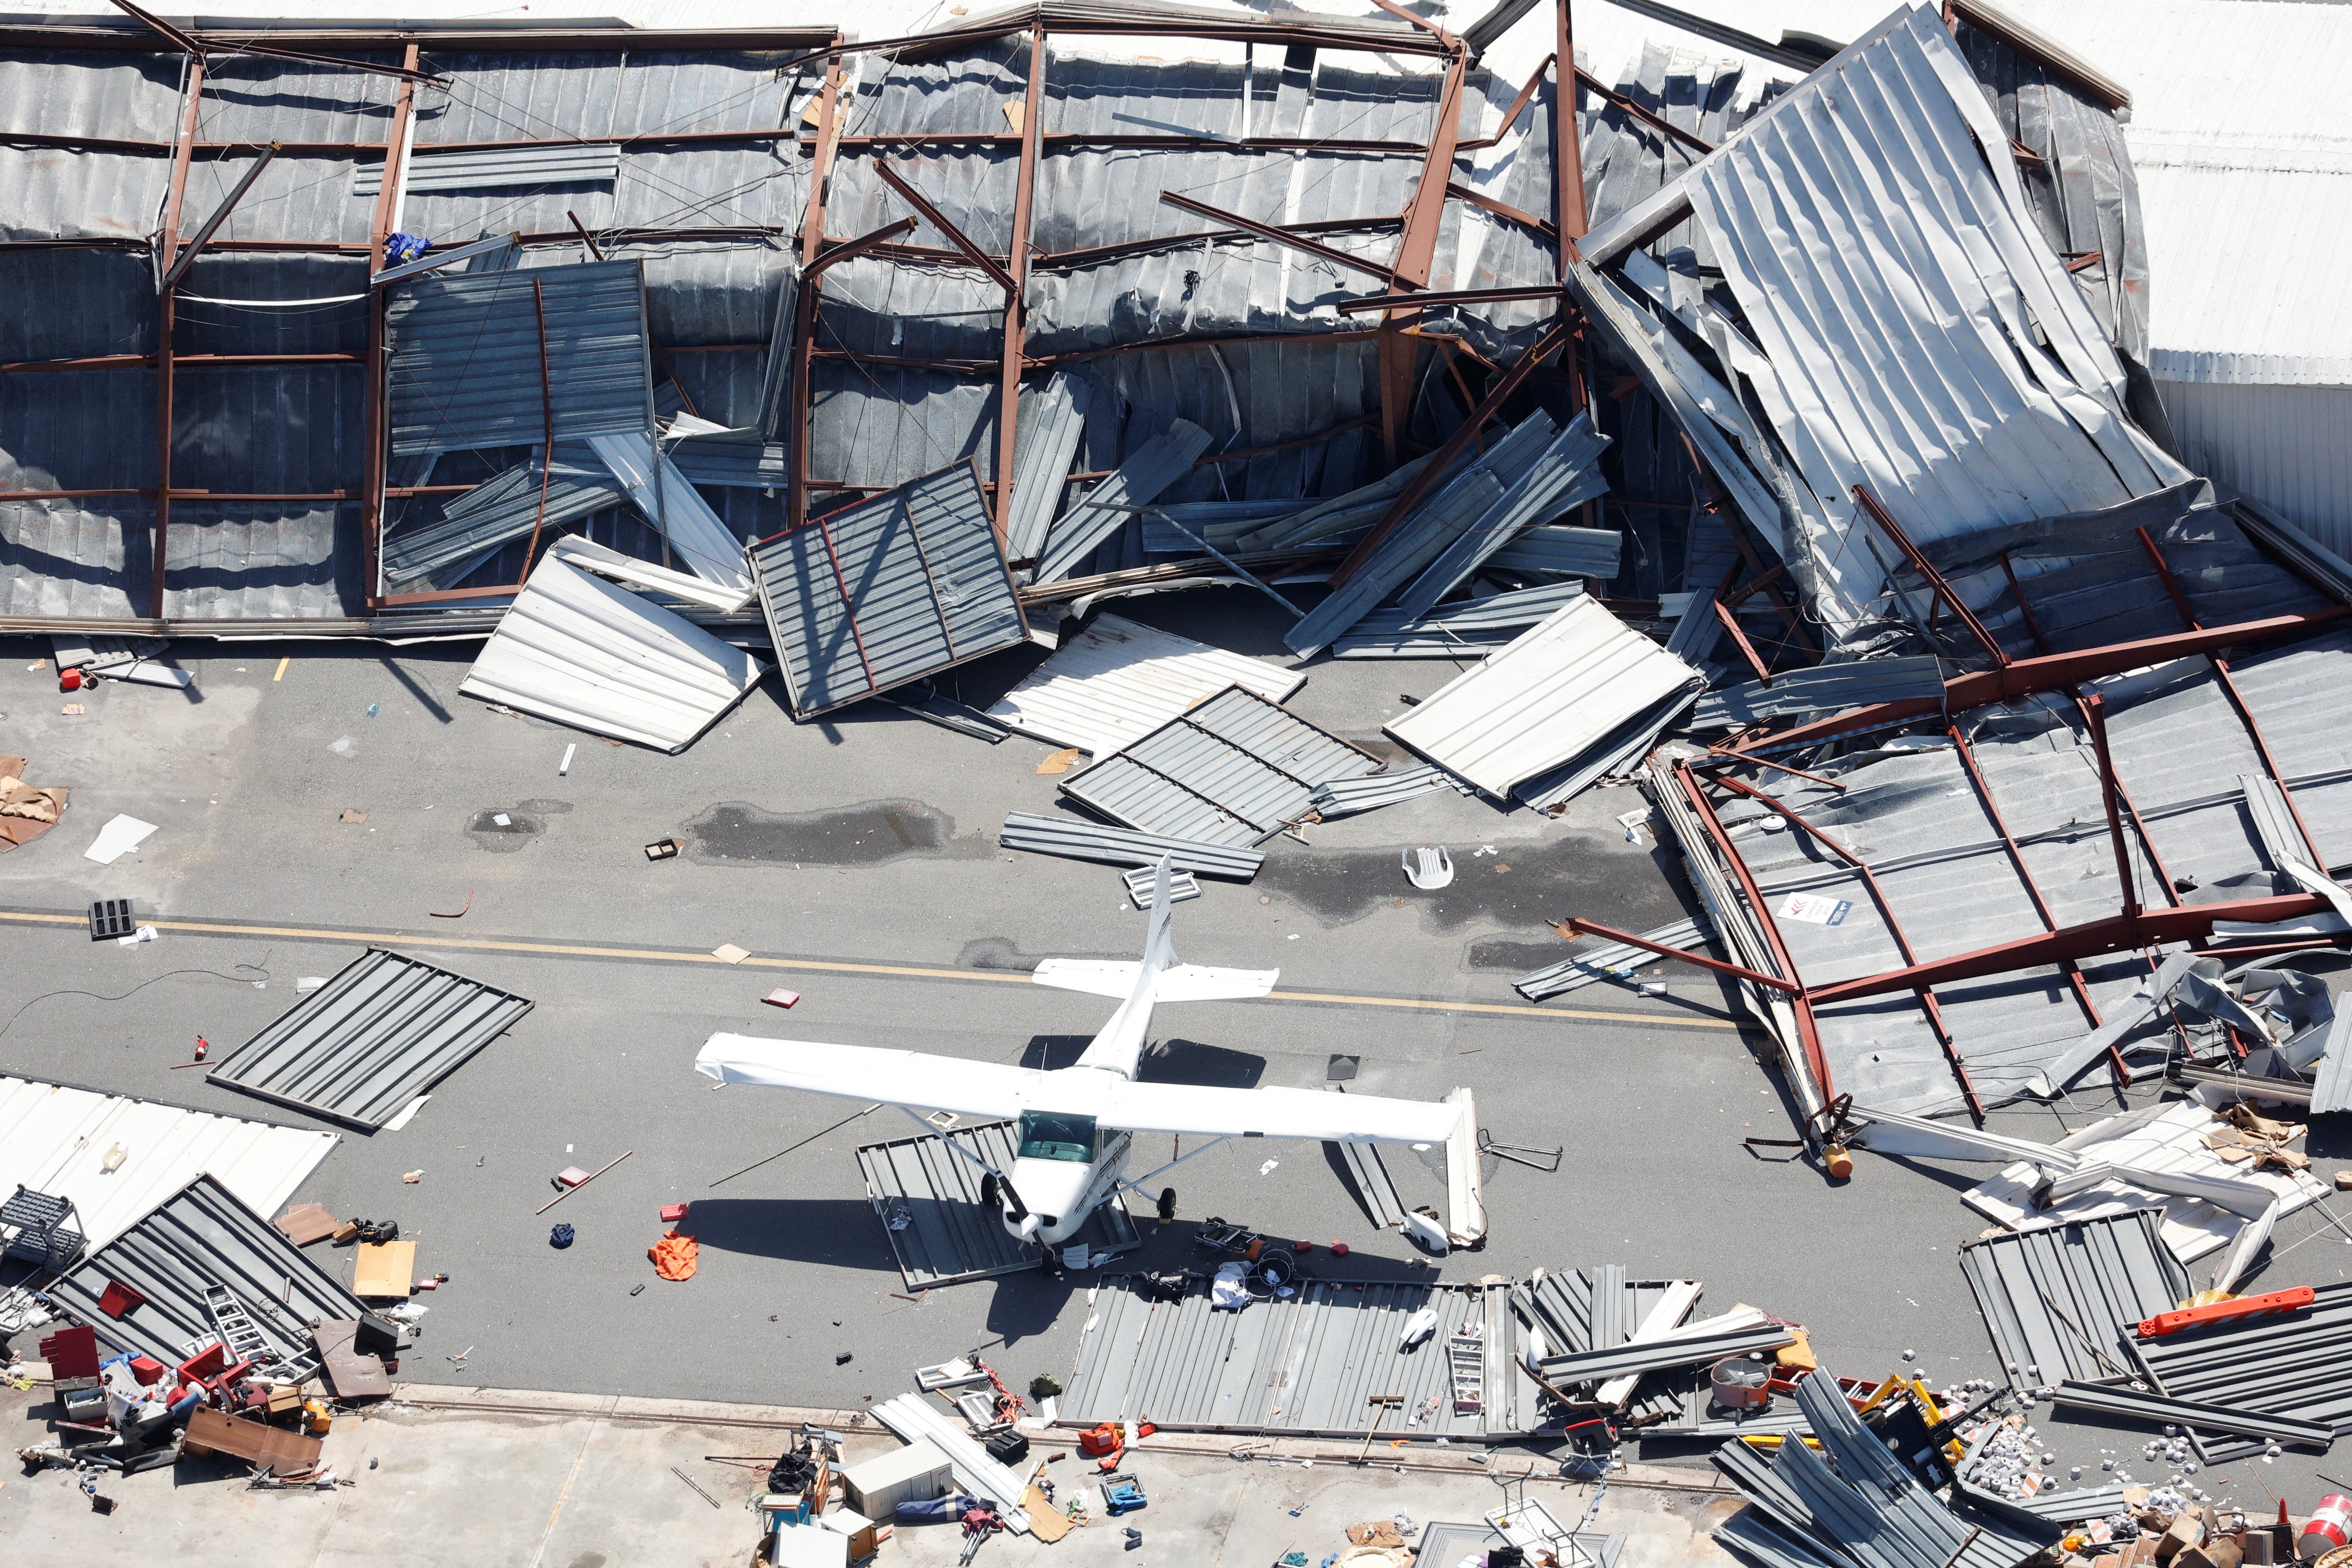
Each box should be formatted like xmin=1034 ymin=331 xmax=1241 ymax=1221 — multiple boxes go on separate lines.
xmin=1558 ymin=916 xmax=1799 ymax=993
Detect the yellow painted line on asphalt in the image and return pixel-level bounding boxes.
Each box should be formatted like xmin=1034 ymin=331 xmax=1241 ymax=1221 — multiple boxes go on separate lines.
xmin=272 ymin=655 xmax=289 ymax=682
xmin=0 ymin=909 xmax=1740 ymax=1030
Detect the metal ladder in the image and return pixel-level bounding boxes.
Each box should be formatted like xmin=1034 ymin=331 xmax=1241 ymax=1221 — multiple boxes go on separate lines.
xmin=1448 ymin=1325 xmax=1485 ymax=1416
xmin=206 ymin=1285 xmax=322 ymax=1385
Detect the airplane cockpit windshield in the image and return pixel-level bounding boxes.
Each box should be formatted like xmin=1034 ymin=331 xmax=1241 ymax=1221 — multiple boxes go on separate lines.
xmin=1016 ymin=1110 xmax=1096 ymax=1162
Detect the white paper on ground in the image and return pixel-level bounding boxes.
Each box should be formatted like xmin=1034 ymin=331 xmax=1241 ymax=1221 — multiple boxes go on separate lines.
xmin=381 ymin=1095 xmax=431 ymax=1133
xmin=1776 ymin=893 xmax=1851 ymax=926
xmin=83 ymin=815 xmax=158 ymax=864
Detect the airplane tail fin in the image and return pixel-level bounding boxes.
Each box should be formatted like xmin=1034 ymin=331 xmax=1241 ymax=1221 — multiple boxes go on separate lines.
xmin=1063 ymin=856 xmax=1276 ymax=1077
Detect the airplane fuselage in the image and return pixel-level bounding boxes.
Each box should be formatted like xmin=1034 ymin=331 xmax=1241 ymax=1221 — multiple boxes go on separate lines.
xmin=998 ymin=1126 xmax=1132 ymax=1247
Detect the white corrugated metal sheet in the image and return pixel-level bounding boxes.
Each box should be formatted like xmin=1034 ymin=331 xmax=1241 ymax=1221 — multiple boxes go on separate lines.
xmin=1384 ymin=595 xmax=1701 ymax=799
xmin=0 ymin=1075 xmax=336 ymax=1255
xmin=2162 ymin=380 xmax=2352 ymax=557
xmin=1674 ymin=6 xmax=2189 ymax=633
xmin=458 ymin=554 xmax=769 ymax=751
xmin=985 ymin=613 xmax=1304 ymax=755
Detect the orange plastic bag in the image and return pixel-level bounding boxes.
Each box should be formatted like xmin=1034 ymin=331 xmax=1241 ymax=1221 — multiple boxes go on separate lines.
xmin=649 ymin=1228 xmax=699 ymax=1281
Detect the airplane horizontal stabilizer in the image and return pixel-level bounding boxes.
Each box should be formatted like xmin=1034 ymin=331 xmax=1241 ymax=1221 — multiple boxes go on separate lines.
xmin=1031 ymin=959 xmax=1277 ymax=1002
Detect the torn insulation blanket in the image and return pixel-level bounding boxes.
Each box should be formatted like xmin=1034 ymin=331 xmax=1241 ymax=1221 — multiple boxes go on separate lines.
xmin=458 ymin=555 xmax=767 ymax=752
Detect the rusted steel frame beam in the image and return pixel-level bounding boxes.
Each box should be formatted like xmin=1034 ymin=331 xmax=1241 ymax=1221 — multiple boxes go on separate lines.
xmin=1331 ymin=319 xmax=1572 ymax=588
xmin=1158 ymin=191 xmax=1400 ymax=286
xmin=1337 ymin=282 xmax=1564 ymax=316
xmin=0 ymin=489 xmax=358 ymax=500
xmin=374 ymin=585 xmax=524 ymax=606
xmin=420 ymin=127 xmax=794 ymax=153
xmin=991 ymin=23 xmax=1047 ymax=545
xmin=1459 ymin=53 xmax=1553 ymax=151
xmin=1852 ymin=482 xmax=2008 ymax=666
xmin=873 ymin=159 xmax=1019 ymax=298
xmin=2078 ymin=694 xmax=2144 ymax=921
xmin=1947 ymin=722 xmax=2119 ymax=1077
xmin=1995 ymin=551 xmax=2055 ymax=656
xmin=1379 ymin=47 xmax=1467 ymax=466
xmin=812 ymin=515 xmax=879 ymax=692
xmin=1672 ymin=760 xmax=1834 ymax=1101
xmin=1574 ymin=66 xmax=1712 ymax=156
xmin=1562 ymin=916 xmax=1801 ymax=992
xmin=2135 ymin=524 xmax=2332 ymax=874
xmin=811 ymin=349 xmax=998 ymax=375
xmin=148 ymin=53 xmax=206 ymax=620
xmin=1714 ymin=597 xmax=1773 ymax=686
xmin=1806 ymin=893 xmax=2327 ymax=1006
xmin=1040 ymin=329 xmax=1378 ymax=366
xmin=1728 ymin=609 xmax=2350 ymax=754
xmin=103 ymin=0 xmax=443 ymax=83
xmin=1556 ymin=4 xmax=1590 ymax=248
xmin=804 ymin=217 xmax=920 ymax=283
xmin=1695 ymin=752 xmax=1848 ymax=792
xmin=788 ymin=50 xmax=843 ymax=530
xmin=832 ymin=17 xmax=1452 ymax=58
xmin=0 ymin=23 xmax=833 ymax=52
xmin=1037 ymin=215 xmax=1402 ymax=273
xmin=1443 ymin=181 xmax=1557 ymax=239
xmin=1705 ymin=772 xmax=1966 ymax=1101
xmin=161 ymin=140 xmax=282 ymax=292
xmin=358 ymin=44 xmax=417 ymax=609
xmin=831 ymin=132 xmax=1427 ymax=153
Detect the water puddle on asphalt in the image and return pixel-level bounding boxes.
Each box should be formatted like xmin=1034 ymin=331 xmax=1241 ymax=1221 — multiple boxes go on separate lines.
xmin=683 ymin=799 xmax=981 ymax=866
xmin=465 ymin=799 xmax=569 ymax=851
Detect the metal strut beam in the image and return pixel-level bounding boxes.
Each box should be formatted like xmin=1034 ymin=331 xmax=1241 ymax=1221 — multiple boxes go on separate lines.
xmin=786 ymin=49 xmax=844 ymax=530
xmin=1155 ymin=190 xmax=1401 ymax=286
xmin=993 ymin=23 xmax=1047 ymax=547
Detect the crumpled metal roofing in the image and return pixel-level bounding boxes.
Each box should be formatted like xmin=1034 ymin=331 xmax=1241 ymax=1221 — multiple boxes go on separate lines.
xmin=997 ymin=810 xmax=1264 ymax=879
xmin=985 ymin=611 xmax=1301 ymax=754
xmin=380 ymin=444 xmax=623 ymax=591
xmin=1385 ymin=592 xmax=1702 ymax=799
xmin=1693 ymin=658 xmax=1948 ymax=732
xmin=750 ymin=460 xmax=1026 ymax=717
xmin=459 ymin=553 xmax=769 ymax=750
xmin=1957 ymin=1209 xmax=2187 ymax=1388
xmin=1032 ymin=417 xmax=1212 ymax=583
xmin=1332 ymin=578 xmax=1586 ymax=658
xmin=1515 ymin=913 xmax=1715 ymax=1001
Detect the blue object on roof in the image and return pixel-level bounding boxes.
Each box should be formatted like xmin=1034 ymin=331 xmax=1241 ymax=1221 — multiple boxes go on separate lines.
xmin=384 ymin=233 xmax=429 ymax=266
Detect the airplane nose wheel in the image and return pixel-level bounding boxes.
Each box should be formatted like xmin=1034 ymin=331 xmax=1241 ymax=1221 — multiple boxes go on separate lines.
xmin=1156 ymin=1187 xmax=1176 ymax=1224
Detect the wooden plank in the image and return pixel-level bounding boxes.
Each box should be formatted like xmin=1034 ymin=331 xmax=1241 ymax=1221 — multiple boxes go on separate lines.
xmin=314 ymin=1320 xmax=392 ymax=1398
xmin=352 ymin=1239 xmax=415 ymax=1298
xmin=272 ymin=1202 xmax=337 ymax=1245
xmin=185 ymin=1405 xmax=324 ymax=1471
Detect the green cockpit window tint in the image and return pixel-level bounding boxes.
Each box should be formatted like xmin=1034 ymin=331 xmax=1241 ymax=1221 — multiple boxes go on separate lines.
xmin=1017 ymin=1110 xmax=1096 ymax=1163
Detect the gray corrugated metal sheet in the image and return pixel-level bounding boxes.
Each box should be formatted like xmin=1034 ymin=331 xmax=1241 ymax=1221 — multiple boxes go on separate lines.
xmin=1387 ymin=594 xmax=1703 ymax=801
xmin=385 ymin=260 xmax=654 ymax=456
xmin=459 ymin=554 xmax=768 ymax=750
xmin=1032 ymin=419 xmax=1213 ymax=584
xmin=582 ymin=431 xmax=752 ymax=593
xmin=1539 ymin=1324 xmax=1792 ymax=1384
xmin=1004 ymin=374 xmax=1089 ymax=564
xmin=1693 ymin=659 xmax=1950 ymax=732
xmin=2052 ymin=1381 xmax=2331 ymax=1447
xmin=2312 ymin=1011 xmax=2352 ymax=1116
xmin=1516 ymin=915 xmax=1716 ymax=1001
xmin=1286 ymin=412 xmax=1562 ymax=656
xmin=752 ymin=461 xmax=1027 ymax=718
xmin=208 ymin=948 xmax=533 ymax=1131
xmin=667 ymin=438 xmax=788 ymax=489
xmin=997 ymin=812 xmax=1265 ymax=879
xmin=1061 ymin=683 xmax=1380 ymax=847
xmin=43 ymin=1174 xmax=372 ymax=1369
xmin=354 ymin=142 xmax=619 ymax=196
xmin=1485 ymin=524 xmax=1625 ymax=581
xmin=1395 ymin=412 xmax=1613 ymax=618
xmin=1332 ymin=580 xmax=1586 ymax=658
xmin=1957 ymin=1210 xmax=2187 ymax=1388
xmin=1061 ymin=1274 xmax=1532 ymax=1439
xmin=1307 ymin=763 xmax=1465 ymax=819
xmin=856 ymin=1119 xmax=1139 ymax=1288
xmin=1326 ymin=1090 xmax=1405 ymax=1229
xmin=1141 ymin=499 xmax=1311 ymax=557
xmin=2127 ymin=1279 xmax=2352 ymax=1437
xmin=381 ymin=446 xmax=623 ymax=590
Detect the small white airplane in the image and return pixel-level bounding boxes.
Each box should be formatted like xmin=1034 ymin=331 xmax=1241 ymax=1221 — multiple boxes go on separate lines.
xmin=696 ymin=859 xmax=1475 ymax=1250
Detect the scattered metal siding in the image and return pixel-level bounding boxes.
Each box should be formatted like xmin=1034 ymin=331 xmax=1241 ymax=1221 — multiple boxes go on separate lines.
xmin=0 ymin=1075 xmax=335 ymax=1256
xmin=986 ymin=612 xmax=1303 ymax=755
xmin=1485 ymin=525 xmax=1625 ymax=580
xmin=1386 ymin=594 xmax=1702 ymax=799
xmin=459 ymin=554 xmax=768 ymax=750
xmin=1394 ymin=412 xmax=1613 ymax=618
xmin=1307 ymin=763 xmax=1464 ymax=819
xmin=1141 ymin=499 xmax=1312 ymax=557
xmin=1672 ymin=9 xmax=2179 ymax=634
xmin=1004 ymin=374 xmax=1089 ymax=564
xmin=1332 ymin=581 xmax=1586 ymax=658
xmin=384 ymin=260 xmax=654 ymax=456
xmin=1957 ymin=1211 xmax=2188 ymax=1388
xmin=1538 ymin=1324 xmax=1793 ymax=1384
xmin=381 ymin=446 xmax=623 ymax=590
xmin=856 ymin=1119 xmax=1140 ymax=1289
xmin=2163 ymin=380 xmax=2352 ymax=563
xmin=2128 ymin=1279 xmax=2352 ymax=1437
xmin=752 ymin=461 xmax=1026 ymax=717
xmin=1285 ymin=412 xmax=1561 ymax=656
xmin=43 ymin=1176 xmax=374 ymax=1369
xmin=667 ymin=438 xmax=789 ymax=489
xmin=997 ymin=812 xmax=1265 ymax=879
xmin=583 ymin=431 xmax=752 ymax=592
xmin=1032 ymin=419 xmax=1214 ymax=584
xmin=1061 ymin=1276 xmax=1529 ymax=1439
xmin=2052 ymin=1382 xmax=2332 ymax=1448
xmin=1715 ymin=1505 xmax=1851 ymax=1568
xmin=1693 ymin=658 xmax=1949 ymax=731
xmin=1061 ymin=684 xmax=1380 ymax=847
xmin=1327 ymin=1127 xmax=1405 ymax=1229
xmin=1516 ymin=914 xmax=1717 ymax=1001
xmin=208 ymin=948 xmax=532 ymax=1132
xmin=2312 ymin=1014 xmax=2352 ymax=1117
xmin=354 ymin=142 xmax=620 ymax=196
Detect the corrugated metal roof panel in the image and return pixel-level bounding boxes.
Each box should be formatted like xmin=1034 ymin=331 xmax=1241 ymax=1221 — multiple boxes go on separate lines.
xmin=998 ymin=812 xmax=1264 ymax=879
xmin=1386 ymin=594 xmax=1702 ymax=797
xmin=1032 ymin=418 xmax=1213 ymax=584
xmin=583 ymin=430 xmax=753 ymax=593
xmin=1693 ymin=658 xmax=1949 ymax=731
xmin=384 ymin=259 xmax=654 ymax=456
xmin=0 ymin=45 xmax=184 ymax=140
xmin=354 ymin=142 xmax=620 ymax=197
xmin=1485 ymin=524 xmax=1624 ymax=580
xmin=1306 ymin=763 xmax=1465 ymax=819
xmin=207 ymin=947 xmax=533 ymax=1132
xmin=1957 ymin=1210 xmax=2188 ymax=1389
xmin=1395 ymin=412 xmax=1612 ymax=617
xmin=855 ymin=1119 xmax=1140 ymax=1289
xmin=1516 ymin=914 xmax=1715 ymax=1001
xmin=986 ymin=612 xmax=1302 ymax=754
xmin=0 ymin=1075 xmax=336 ymax=1255
xmin=1330 ymin=579 xmax=1586 ymax=658
xmin=1004 ymin=375 xmax=1088 ymax=563
xmin=43 ymin=1175 xmax=374 ymax=1371
xmin=192 ymin=52 xmax=398 ymax=143
xmin=381 ymin=445 xmax=623 ymax=590
xmin=751 ymin=460 xmax=1027 ymax=717
xmin=164 ymin=501 xmax=361 ymax=619
xmin=667 ymin=438 xmax=788 ymax=489
xmin=0 ymin=499 xmax=148 ymax=619
xmin=459 ymin=553 xmax=766 ymax=748
xmin=0 ymin=144 xmax=169 ymax=241
xmin=1060 ymin=683 xmax=1380 ymax=845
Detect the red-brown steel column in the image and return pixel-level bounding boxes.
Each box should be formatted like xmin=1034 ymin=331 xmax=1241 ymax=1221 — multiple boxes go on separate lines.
xmin=787 ymin=47 xmax=843 ymax=530
xmin=990 ymin=23 xmax=1047 ymax=548
xmin=150 ymin=54 xmax=205 ymax=618
xmin=361 ymin=44 xmax=420 ymax=607
xmin=1378 ymin=45 xmax=1467 ymax=466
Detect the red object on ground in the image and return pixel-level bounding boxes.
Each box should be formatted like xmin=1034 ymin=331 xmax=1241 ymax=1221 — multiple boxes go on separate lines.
xmin=661 ymin=1203 xmax=690 ymax=1223
xmin=1330 ymin=1241 xmax=1350 ymax=1257
xmin=1077 ymin=1423 xmax=1122 ymax=1458
xmin=127 ymin=1356 xmax=165 ymax=1386
xmin=763 ymin=989 xmax=801 ymax=1009
xmin=178 ymin=1342 xmax=227 ymax=1384
xmin=2302 ymin=1496 xmax=2352 ymax=1559
xmin=649 ymin=1228 xmax=698 ymax=1281
xmin=58 ymin=668 xmax=82 ymax=692
xmin=97 ymin=1279 xmax=147 ymax=1319
xmin=193 ymin=1036 xmax=209 ymax=1061
xmin=38 ymin=1325 xmax=99 ymax=1381
xmin=1295 ymin=1240 xmax=1313 ymax=1253
xmin=1136 ymin=1421 xmax=1157 ymax=1438
xmin=2137 ymin=1286 xmax=2315 ymax=1339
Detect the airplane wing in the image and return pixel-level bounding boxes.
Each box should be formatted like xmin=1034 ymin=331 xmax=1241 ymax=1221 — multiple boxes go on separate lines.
xmin=1032 ymin=959 xmax=1278 ymax=1003
xmin=695 ymin=1034 xmax=1047 ymax=1118
xmin=1096 ymin=1080 xmax=1462 ymax=1144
